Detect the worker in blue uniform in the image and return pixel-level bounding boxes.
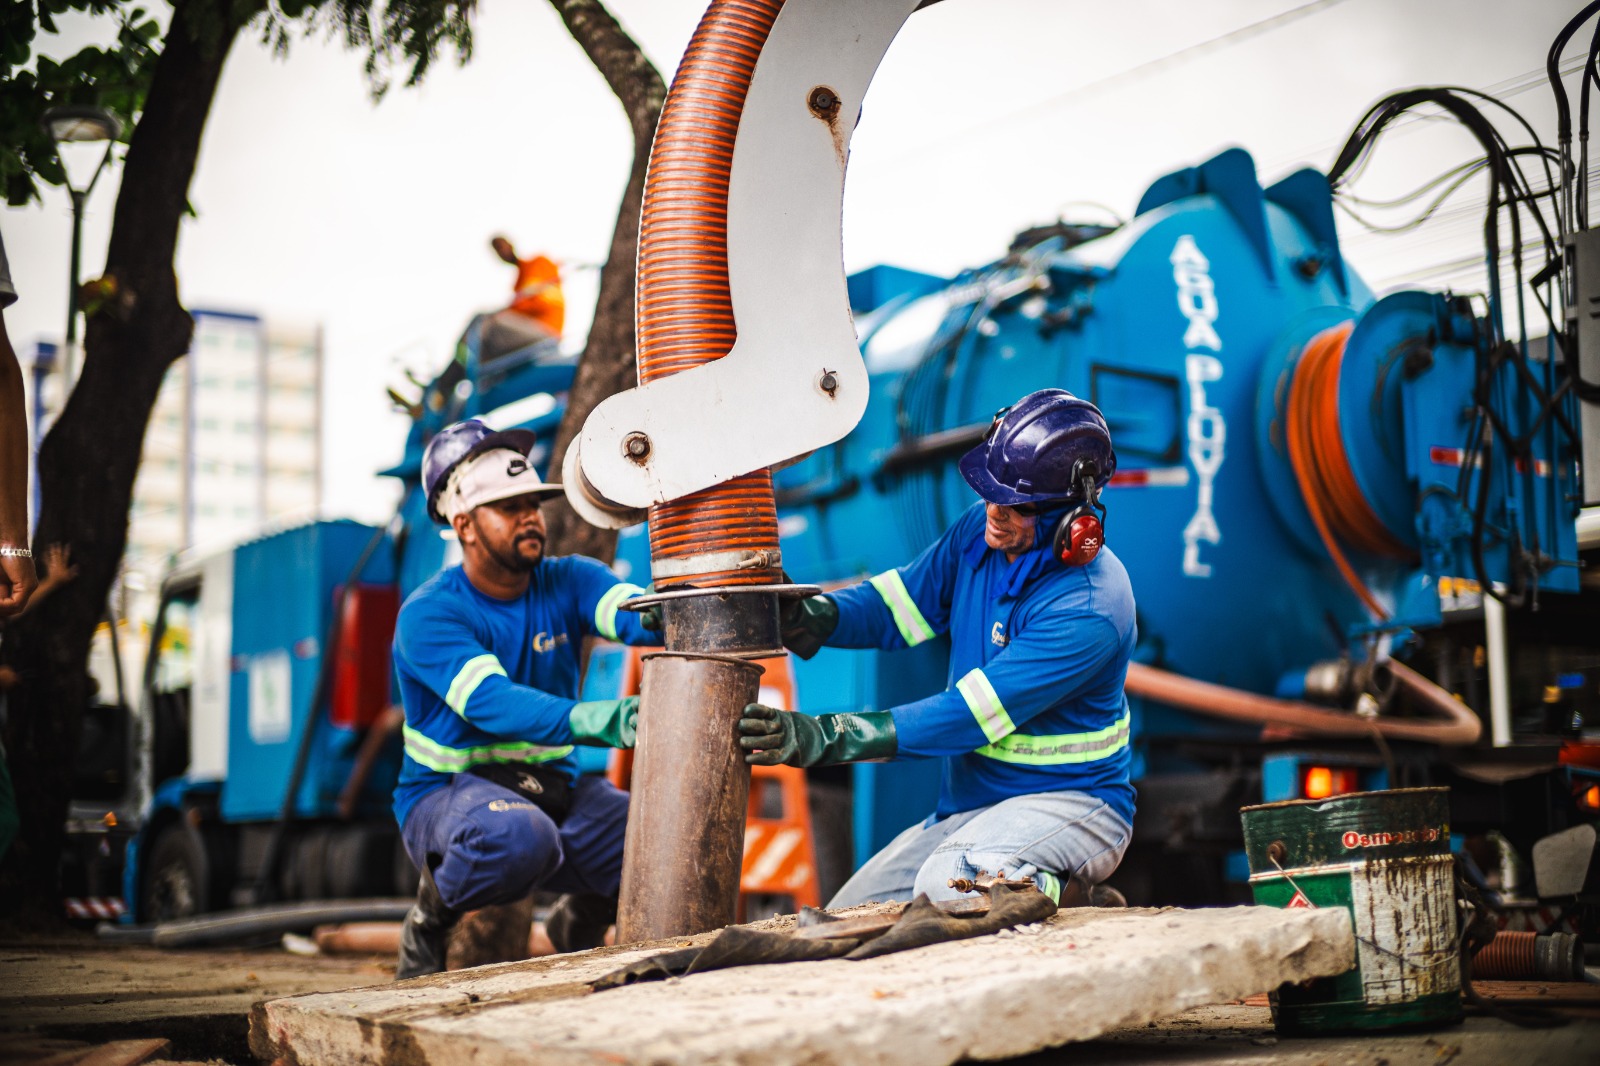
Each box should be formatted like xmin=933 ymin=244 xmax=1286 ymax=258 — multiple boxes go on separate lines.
xmin=740 ymin=389 xmax=1136 ymax=909
xmin=393 ymin=419 xmax=658 ymax=979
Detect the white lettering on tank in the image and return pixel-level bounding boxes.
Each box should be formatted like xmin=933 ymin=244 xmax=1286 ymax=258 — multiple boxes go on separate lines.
xmin=1172 ymin=235 xmax=1225 ymax=578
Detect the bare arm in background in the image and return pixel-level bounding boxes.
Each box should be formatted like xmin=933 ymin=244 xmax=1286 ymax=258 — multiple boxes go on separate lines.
xmin=0 ymin=229 xmax=37 ymax=617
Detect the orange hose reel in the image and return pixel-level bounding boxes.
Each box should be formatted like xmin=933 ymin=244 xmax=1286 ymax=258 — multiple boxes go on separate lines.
xmin=1284 ymin=322 xmax=1413 ymax=620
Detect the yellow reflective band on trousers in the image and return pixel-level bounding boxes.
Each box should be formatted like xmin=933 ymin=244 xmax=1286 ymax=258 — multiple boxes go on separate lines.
xmin=402 ymin=725 xmax=572 ymax=774
xmin=869 ymin=570 xmax=936 ymax=647
xmin=956 ymin=668 xmax=1016 ymax=744
xmin=446 ymin=654 xmax=507 ymax=717
xmin=1035 ymin=871 xmax=1063 ymax=904
xmin=974 ymin=710 xmax=1132 ymax=765
xmin=594 ymin=583 xmax=644 ymax=641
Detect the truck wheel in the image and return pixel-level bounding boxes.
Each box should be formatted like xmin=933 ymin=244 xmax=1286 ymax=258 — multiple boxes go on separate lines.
xmin=143 ymin=826 xmax=208 ymax=922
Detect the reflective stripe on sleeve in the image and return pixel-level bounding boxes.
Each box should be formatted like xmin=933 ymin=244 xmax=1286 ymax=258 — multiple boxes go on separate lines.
xmin=594 ymin=582 xmax=645 ymax=641
xmin=445 ymin=653 xmax=508 ymax=717
xmin=868 ymin=570 xmax=937 ymax=647
xmin=955 ymin=668 xmax=1016 ymax=744
xmin=402 ymin=725 xmax=572 ymax=773
xmin=974 ymin=709 xmax=1132 ymax=765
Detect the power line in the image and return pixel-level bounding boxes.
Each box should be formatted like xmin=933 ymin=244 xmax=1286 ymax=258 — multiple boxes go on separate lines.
xmin=888 ymin=0 xmax=1356 ymax=166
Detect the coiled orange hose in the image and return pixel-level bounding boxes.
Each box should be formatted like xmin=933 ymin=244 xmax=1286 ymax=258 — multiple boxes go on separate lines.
xmin=637 ymin=0 xmax=785 ymax=588
xmin=1470 ymin=931 xmax=1537 ymax=979
xmin=1285 ymin=322 xmax=1414 ymax=619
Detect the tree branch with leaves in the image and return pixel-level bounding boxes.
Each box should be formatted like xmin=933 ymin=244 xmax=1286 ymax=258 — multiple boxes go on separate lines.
xmin=0 ymin=0 xmax=663 ymax=925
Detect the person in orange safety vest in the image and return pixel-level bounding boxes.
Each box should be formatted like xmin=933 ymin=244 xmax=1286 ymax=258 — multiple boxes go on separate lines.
xmin=482 ymin=235 xmax=564 ymax=361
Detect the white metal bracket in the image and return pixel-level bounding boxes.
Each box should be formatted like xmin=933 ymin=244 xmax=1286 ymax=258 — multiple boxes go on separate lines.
xmin=567 ymin=0 xmax=921 ymax=523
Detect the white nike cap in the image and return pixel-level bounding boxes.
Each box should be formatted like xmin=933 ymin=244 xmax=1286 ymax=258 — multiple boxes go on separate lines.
xmin=440 ymin=448 xmax=563 ymax=521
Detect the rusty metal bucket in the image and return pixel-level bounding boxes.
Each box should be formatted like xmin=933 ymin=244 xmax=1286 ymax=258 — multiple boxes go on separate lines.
xmin=1240 ymin=786 xmax=1463 ymax=1033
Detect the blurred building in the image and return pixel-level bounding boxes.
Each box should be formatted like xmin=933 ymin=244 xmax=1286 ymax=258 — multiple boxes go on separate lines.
xmin=123 ymin=309 xmax=323 ymax=586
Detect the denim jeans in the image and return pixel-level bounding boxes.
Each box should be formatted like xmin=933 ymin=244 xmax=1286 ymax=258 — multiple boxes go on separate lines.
xmin=401 ymin=773 xmax=629 ymax=913
xmin=828 ymin=789 xmax=1132 ymax=908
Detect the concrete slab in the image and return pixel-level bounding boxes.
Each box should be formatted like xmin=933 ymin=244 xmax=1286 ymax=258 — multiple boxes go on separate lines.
xmin=251 ymin=905 xmax=1354 ymax=1066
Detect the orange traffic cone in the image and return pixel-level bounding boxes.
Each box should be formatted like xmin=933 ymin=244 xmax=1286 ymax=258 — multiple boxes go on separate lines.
xmin=607 ymin=648 xmax=822 ymax=917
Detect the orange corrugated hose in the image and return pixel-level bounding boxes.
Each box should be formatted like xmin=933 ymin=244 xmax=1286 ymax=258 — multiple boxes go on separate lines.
xmin=1285 ymin=322 xmax=1413 ymax=619
xmin=637 ymin=0 xmax=785 ymax=588
xmin=1469 ymin=931 xmax=1538 ymax=979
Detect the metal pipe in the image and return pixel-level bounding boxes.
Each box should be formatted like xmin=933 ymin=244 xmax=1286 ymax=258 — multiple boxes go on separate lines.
xmin=1483 ymin=584 xmax=1513 ymax=747
xmin=617 ymin=652 xmax=762 ymax=943
xmin=1124 ymin=660 xmax=1482 ymax=745
xmin=611 ymin=0 xmax=787 ymax=944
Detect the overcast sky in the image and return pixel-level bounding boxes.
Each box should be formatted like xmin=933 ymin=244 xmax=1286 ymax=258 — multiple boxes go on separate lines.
xmin=1 ymin=0 xmax=1584 ymax=525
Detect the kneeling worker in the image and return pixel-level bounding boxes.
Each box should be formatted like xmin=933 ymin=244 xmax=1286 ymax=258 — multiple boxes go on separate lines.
xmin=393 ymin=420 xmax=657 ymax=978
xmin=740 ymin=389 xmax=1136 ymax=908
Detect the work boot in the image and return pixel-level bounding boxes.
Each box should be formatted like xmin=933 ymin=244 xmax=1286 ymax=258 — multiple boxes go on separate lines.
xmin=396 ymin=866 xmax=460 ymax=980
xmin=1058 ymin=875 xmax=1127 ymax=908
xmin=1088 ymin=882 xmax=1128 ymax=907
xmin=544 ymin=892 xmax=618 ymax=954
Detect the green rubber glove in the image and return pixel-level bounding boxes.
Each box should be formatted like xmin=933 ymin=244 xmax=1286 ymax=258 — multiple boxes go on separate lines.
xmin=634 ymin=583 xmax=663 ymax=633
xmin=569 ymin=697 xmax=640 ymax=748
xmin=780 ymin=594 xmax=838 ymax=660
xmin=738 ymin=704 xmax=897 ymax=767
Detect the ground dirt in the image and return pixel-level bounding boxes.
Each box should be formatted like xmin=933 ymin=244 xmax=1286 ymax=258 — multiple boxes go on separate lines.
xmin=3 ymin=930 xmax=1596 ymax=1066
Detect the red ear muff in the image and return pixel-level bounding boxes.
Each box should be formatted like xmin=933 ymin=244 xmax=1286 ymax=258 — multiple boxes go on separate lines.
xmin=1052 ymin=511 xmax=1103 ymax=567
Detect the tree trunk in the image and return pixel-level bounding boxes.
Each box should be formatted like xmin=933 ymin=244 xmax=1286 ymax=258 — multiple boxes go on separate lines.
xmin=539 ymin=0 xmax=665 ymax=564
xmin=0 ymin=0 xmax=252 ymax=924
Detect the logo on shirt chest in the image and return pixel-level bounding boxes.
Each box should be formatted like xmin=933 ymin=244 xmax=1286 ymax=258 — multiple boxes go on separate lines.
xmin=533 ymin=631 xmax=570 ymax=654
xmin=991 ymin=622 xmax=1008 ymax=647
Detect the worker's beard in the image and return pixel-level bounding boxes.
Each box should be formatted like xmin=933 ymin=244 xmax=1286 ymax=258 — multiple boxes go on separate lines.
xmin=485 ymin=529 xmax=544 ymax=573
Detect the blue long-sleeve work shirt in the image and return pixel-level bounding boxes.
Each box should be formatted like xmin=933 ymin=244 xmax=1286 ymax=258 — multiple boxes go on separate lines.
xmin=391 ymin=557 xmax=658 ymax=827
xmin=827 ymin=503 xmax=1137 ymax=825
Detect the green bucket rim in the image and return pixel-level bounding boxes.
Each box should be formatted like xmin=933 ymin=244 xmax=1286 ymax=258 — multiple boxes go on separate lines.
xmin=1239 ymin=785 xmax=1448 ymax=815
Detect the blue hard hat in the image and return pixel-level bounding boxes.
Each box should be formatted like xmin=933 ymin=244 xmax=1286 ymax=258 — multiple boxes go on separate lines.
xmin=958 ymin=389 xmax=1117 ymax=507
xmin=422 ymin=419 xmax=540 ymax=523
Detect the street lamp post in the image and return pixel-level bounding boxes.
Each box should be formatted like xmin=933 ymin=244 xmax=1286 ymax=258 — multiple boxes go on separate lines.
xmin=41 ymin=105 xmax=122 ymax=400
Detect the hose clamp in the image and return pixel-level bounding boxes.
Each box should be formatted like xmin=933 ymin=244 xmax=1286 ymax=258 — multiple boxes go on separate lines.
xmin=650 ymin=548 xmax=782 ymax=583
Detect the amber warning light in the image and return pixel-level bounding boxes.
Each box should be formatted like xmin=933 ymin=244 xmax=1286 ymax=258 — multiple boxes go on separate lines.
xmin=1302 ymin=766 xmax=1360 ymax=800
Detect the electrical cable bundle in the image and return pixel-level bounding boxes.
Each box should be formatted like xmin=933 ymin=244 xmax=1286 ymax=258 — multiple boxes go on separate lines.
xmin=1325 ymin=45 xmax=1597 ymax=605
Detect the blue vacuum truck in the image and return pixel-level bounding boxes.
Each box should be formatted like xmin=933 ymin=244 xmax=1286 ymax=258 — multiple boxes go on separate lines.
xmin=63 ymin=72 xmax=1599 ymax=927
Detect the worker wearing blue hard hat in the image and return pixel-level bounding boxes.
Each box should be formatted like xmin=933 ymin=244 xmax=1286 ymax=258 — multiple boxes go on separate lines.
xmin=391 ymin=419 xmax=660 ymax=979
xmin=740 ymin=388 xmax=1136 ymax=909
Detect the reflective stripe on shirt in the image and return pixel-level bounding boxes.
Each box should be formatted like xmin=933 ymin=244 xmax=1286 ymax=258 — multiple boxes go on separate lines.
xmin=869 ymin=570 xmax=937 ymax=647
xmin=973 ymin=709 xmax=1132 ymax=765
xmin=594 ymin=582 xmax=644 ymax=642
xmin=445 ymin=653 xmax=507 ymax=717
xmin=955 ymin=668 xmax=1016 ymax=744
xmin=403 ymin=724 xmax=572 ymax=773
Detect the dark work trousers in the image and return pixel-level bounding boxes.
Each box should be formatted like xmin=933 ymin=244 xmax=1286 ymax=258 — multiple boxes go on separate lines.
xmin=400 ymin=772 xmax=629 ymax=912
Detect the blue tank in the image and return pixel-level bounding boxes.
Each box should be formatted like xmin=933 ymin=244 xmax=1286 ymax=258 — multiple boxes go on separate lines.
xmin=611 ymin=147 xmax=1585 ymax=869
